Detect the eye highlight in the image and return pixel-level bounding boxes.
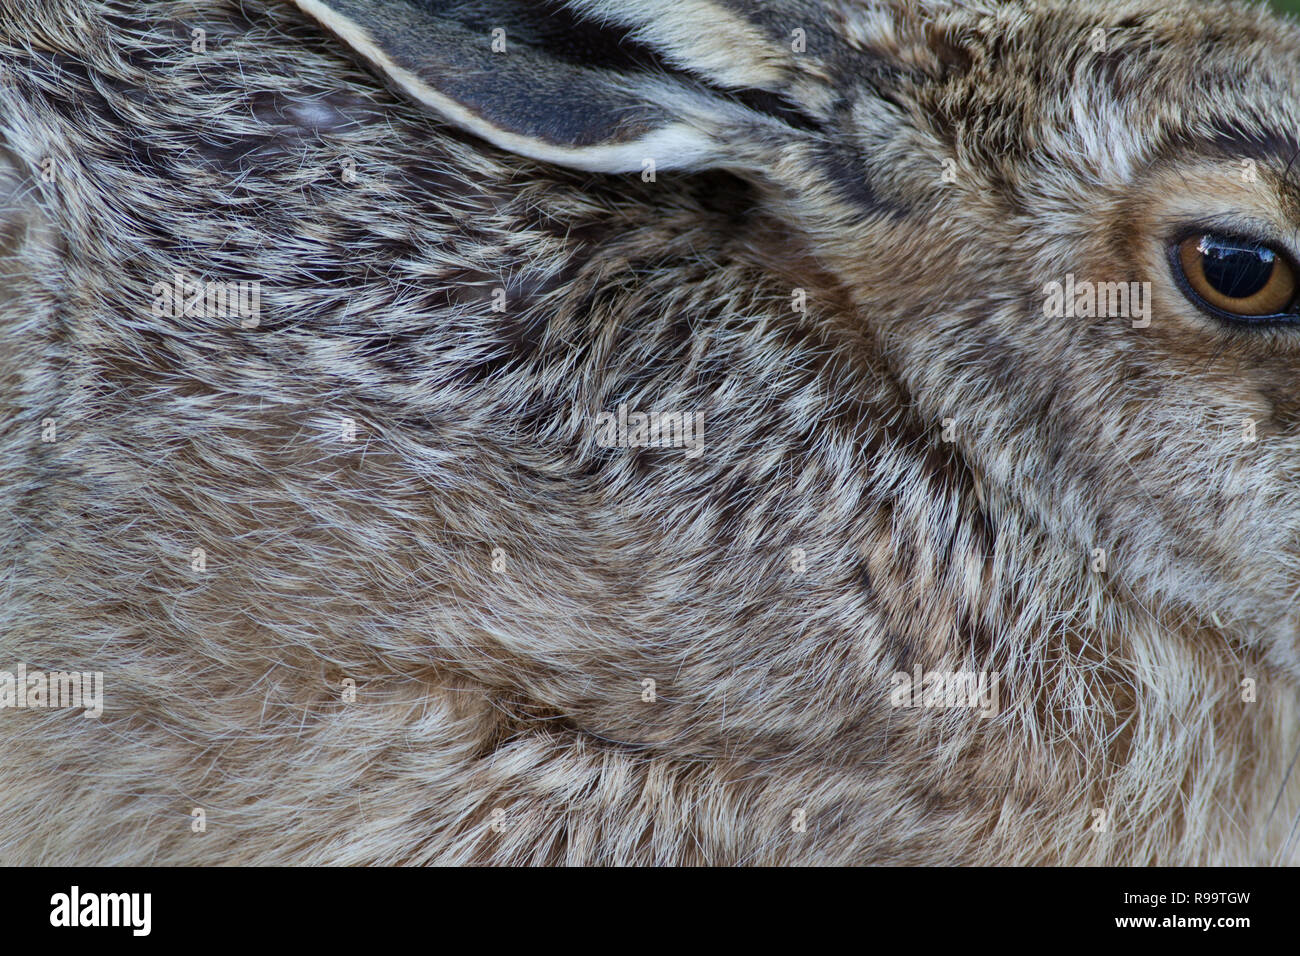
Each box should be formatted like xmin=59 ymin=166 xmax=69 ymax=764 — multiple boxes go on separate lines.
xmin=1173 ymin=233 xmax=1298 ymax=321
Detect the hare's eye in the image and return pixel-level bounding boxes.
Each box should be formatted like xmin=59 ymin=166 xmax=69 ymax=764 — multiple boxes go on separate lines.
xmin=1174 ymin=233 xmax=1298 ymax=321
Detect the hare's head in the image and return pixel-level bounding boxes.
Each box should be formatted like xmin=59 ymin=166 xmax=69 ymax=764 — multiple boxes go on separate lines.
xmin=293 ymin=0 xmax=1300 ymax=677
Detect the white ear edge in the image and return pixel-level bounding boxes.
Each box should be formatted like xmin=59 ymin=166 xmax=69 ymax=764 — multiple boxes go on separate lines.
xmin=293 ymin=0 xmax=726 ymax=173
xmin=559 ymin=0 xmax=790 ymax=90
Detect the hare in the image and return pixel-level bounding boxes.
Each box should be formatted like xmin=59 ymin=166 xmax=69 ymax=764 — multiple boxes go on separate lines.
xmin=1 ymin=0 xmax=1299 ymax=865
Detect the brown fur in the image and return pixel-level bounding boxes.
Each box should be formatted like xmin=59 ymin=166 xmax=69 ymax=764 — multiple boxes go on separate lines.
xmin=1 ymin=0 xmax=1299 ymax=864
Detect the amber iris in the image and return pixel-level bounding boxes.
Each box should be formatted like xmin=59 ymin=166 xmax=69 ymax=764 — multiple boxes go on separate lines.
xmin=1176 ymin=233 xmax=1297 ymax=319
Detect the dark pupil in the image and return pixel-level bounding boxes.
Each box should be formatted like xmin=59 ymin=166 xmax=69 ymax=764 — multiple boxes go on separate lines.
xmin=1199 ymin=236 xmax=1276 ymax=299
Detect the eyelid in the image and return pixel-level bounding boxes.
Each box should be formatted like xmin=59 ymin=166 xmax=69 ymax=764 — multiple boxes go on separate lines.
xmin=1171 ymin=218 xmax=1300 ymax=264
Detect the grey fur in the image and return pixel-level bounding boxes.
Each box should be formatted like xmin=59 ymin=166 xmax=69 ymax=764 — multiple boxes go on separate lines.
xmin=0 ymin=0 xmax=1298 ymax=864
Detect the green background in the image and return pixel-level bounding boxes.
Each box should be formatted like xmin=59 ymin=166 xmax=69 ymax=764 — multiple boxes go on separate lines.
xmin=1274 ymin=0 xmax=1300 ymax=13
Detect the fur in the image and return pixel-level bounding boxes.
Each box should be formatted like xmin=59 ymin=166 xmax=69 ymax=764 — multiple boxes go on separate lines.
xmin=1 ymin=0 xmax=1299 ymax=864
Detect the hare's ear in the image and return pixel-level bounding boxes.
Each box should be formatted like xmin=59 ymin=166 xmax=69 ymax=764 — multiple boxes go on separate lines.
xmin=289 ymin=0 xmax=827 ymax=174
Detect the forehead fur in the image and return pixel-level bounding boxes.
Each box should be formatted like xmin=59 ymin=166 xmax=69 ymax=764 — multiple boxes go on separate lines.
xmin=836 ymin=0 xmax=1300 ymax=190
